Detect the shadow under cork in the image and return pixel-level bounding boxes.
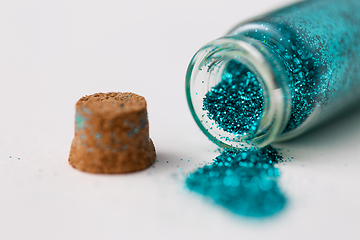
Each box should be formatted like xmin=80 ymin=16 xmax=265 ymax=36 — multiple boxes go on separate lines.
xmin=152 ymin=151 xmax=183 ymax=171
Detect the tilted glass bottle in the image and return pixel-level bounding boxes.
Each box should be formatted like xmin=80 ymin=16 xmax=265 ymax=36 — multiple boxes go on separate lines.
xmin=186 ymin=0 xmax=360 ymax=149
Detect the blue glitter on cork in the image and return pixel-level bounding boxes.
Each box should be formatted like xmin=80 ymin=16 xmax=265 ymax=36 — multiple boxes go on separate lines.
xmin=95 ymin=133 xmax=102 ymax=139
xmin=75 ymin=113 xmax=86 ymax=131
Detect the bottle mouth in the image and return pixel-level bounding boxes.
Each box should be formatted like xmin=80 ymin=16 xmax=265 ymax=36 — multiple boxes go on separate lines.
xmin=186 ymin=36 xmax=291 ymax=149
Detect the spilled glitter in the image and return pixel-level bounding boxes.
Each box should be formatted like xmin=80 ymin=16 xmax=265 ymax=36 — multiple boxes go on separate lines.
xmin=193 ymin=60 xmax=286 ymax=217
xmin=185 ymin=0 xmax=360 ymax=219
xmin=186 ymin=146 xmax=285 ymax=217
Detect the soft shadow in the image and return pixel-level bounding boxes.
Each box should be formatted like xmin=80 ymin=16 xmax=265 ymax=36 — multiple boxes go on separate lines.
xmin=152 ymin=151 xmax=183 ymax=170
xmin=278 ymin=103 xmax=360 ymax=148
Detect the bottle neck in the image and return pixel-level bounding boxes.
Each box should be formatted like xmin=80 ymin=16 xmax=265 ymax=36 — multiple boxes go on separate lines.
xmin=186 ymin=36 xmax=291 ymax=149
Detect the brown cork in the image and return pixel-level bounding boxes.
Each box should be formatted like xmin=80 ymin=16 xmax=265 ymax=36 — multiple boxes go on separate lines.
xmin=68 ymin=92 xmax=156 ymax=174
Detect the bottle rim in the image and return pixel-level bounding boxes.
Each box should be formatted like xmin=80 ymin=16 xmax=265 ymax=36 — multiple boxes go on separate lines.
xmin=185 ymin=36 xmax=291 ymax=149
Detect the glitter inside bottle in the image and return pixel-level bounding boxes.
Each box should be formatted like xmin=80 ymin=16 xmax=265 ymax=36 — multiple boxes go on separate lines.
xmin=186 ymin=0 xmax=360 ymax=149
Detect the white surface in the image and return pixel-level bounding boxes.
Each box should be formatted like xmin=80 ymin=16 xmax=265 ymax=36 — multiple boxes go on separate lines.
xmin=1 ymin=0 xmax=359 ymax=239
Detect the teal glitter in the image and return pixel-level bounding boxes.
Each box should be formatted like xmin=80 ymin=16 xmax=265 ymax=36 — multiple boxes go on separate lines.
xmin=186 ymin=0 xmax=360 ymax=218
xmin=198 ymin=0 xmax=360 ymax=140
xmin=227 ymin=0 xmax=360 ymax=132
xmin=75 ymin=113 xmax=86 ymax=131
xmin=186 ymin=146 xmax=285 ymax=217
xmin=203 ymin=61 xmax=264 ymax=135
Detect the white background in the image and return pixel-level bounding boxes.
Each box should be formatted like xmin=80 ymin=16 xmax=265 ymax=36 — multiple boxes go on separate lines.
xmin=1 ymin=0 xmax=359 ymax=239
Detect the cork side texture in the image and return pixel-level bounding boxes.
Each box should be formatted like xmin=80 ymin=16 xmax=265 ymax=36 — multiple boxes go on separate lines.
xmin=68 ymin=92 xmax=156 ymax=174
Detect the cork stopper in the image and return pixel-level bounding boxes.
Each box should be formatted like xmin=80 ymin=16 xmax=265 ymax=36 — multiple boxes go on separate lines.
xmin=68 ymin=92 xmax=156 ymax=173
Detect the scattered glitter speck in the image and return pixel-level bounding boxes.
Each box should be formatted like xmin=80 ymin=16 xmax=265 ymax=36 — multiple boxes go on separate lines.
xmin=95 ymin=133 xmax=101 ymax=139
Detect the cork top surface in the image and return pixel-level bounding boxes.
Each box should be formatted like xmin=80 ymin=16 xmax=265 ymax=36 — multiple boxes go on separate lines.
xmin=77 ymin=92 xmax=146 ymax=114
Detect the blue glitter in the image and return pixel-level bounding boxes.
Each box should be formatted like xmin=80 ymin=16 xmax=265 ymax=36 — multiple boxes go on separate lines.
xmin=185 ymin=0 xmax=360 ymax=218
xmin=203 ymin=61 xmax=264 ymax=135
xmin=75 ymin=113 xmax=86 ymax=131
xmin=229 ymin=0 xmax=360 ymax=133
xmin=186 ymin=146 xmax=285 ymax=217
xmin=140 ymin=116 xmax=148 ymax=128
xmin=187 ymin=0 xmax=360 ymax=147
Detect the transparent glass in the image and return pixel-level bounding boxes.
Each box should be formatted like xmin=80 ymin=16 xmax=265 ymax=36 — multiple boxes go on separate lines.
xmin=186 ymin=0 xmax=360 ymax=149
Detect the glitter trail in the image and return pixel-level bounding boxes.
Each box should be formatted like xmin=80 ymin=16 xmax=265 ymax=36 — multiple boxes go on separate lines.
xmin=203 ymin=60 xmax=264 ymax=135
xmin=186 ymin=146 xmax=285 ymax=217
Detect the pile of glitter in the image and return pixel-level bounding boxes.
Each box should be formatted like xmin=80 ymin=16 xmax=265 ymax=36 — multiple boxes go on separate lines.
xmin=203 ymin=60 xmax=264 ymax=135
xmin=186 ymin=146 xmax=286 ymax=217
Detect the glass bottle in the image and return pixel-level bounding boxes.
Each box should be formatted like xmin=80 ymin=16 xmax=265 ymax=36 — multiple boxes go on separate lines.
xmin=186 ymin=0 xmax=360 ymax=149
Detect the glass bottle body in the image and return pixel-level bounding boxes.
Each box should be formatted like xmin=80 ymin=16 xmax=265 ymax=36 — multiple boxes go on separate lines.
xmin=186 ymin=0 xmax=360 ymax=149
